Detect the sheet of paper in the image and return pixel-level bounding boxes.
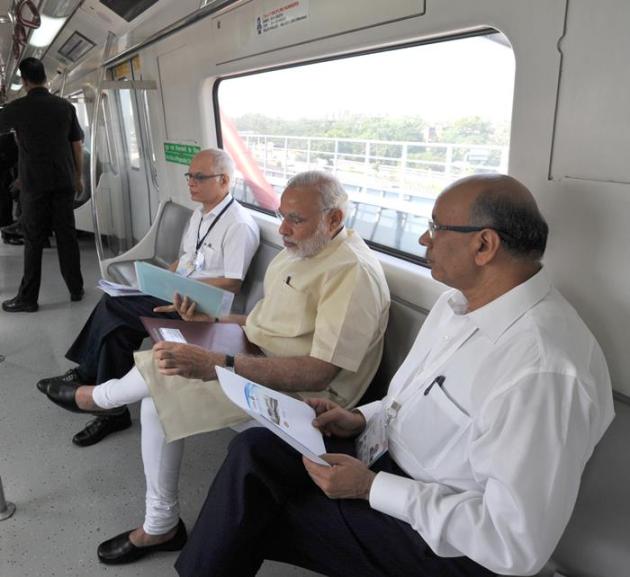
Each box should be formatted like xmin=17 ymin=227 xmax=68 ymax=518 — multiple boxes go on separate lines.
xmin=216 ymin=366 xmax=329 ymax=466
xmin=97 ymin=279 xmax=143 ymax=297
xmin=158 ymin=328 xmax=187 ymax=343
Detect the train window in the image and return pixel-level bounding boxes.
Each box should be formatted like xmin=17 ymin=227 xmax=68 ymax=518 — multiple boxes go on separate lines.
xmin=216 ymin=31 xmax=514 ymax=262
xmin=118 ymin=90 xmax=140 ymax=170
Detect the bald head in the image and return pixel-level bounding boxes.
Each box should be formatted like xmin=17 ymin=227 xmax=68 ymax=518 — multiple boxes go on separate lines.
xmin=443 ymin=174 xmax=548 ymax=261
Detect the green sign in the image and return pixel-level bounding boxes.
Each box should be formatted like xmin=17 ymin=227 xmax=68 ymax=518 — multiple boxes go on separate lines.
xmin=164 ymin=142 xmax=201 ymax=165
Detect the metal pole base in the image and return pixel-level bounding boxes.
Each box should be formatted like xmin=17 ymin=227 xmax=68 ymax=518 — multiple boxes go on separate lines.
xmin=0 ymin=501 xmax=16 ymax=521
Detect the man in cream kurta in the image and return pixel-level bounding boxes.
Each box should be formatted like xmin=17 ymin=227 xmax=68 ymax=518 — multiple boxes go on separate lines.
xmin=44 ymin=170 xmax=390 ymax=565
xmin=136 ymin=226 xmax=389 ymax=441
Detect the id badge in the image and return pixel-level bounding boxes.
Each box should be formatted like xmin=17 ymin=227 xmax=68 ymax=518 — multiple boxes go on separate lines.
xmin=194 ymin=251 xmax=205 ymax=271
xmin=355 ymin=410 xmax=388 ymax=467
xmin=176 ymin=258 xmax=195 ymax=277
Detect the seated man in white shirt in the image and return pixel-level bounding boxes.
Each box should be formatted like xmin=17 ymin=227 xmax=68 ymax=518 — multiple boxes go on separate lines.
xmin=37 ymin=148 xmax=260 ymax=447
xmin=174 ymin=174 xmax=615 ymax=577
xmin=44 ymin=170 xmax=391 ymax=565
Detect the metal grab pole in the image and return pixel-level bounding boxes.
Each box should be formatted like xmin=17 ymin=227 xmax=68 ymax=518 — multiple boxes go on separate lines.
xmin=0 ymin=476 xmax=16 ymax=520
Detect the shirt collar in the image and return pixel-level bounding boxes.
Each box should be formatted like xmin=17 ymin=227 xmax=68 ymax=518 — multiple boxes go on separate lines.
xmin=449 ymin=268 xmax=552 ymax=343
xmin=200 ymin=194 xmax=233 ymax=219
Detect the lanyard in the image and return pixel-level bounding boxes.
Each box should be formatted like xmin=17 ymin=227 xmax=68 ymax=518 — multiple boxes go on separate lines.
xmin=196 ymin=198 xmax=234 ymax=251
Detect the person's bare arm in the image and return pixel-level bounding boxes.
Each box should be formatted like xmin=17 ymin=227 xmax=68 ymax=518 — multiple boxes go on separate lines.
xmin=71 ymin=140 xmax=83 ymax=195
xmin=153 ymin=342 xmax=339 ymax=391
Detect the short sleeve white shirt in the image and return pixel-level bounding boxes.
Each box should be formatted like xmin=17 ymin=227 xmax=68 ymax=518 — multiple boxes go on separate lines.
xmin=177 ymin=195 xmax=259 ymax=280
xmin=361 ymin=269 xmax=614 ymax=575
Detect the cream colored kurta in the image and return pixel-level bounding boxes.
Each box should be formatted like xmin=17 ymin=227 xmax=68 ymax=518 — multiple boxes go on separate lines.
xmin=138 ymin=228 xmax=390 ymax=442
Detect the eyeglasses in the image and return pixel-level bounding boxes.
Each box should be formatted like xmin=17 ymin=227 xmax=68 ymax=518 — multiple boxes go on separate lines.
xmin=426 ymin=220 xmax=510 ymax=240
xmin=184 ymin=172 xmax=224 ymax=183
xmin=275 ymin=207 xmax=333 ymax=226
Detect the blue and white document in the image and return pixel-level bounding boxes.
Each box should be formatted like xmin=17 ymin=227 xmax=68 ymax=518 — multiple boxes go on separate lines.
xmin=135 ymin=261 xmax=234 ymax=317
xmin=216 ymin=367 xmax=330 ymax=466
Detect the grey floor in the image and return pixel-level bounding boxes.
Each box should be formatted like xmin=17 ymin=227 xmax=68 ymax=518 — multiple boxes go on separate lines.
xmin=0 ymin=237 xmax=321 ymax=577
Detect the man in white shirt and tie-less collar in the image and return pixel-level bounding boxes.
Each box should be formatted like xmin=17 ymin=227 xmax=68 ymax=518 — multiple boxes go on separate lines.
xmin=37 ymin=148 xmax=259 ymax=447
xmin=175 ymin=174 xmax=615 ymax=577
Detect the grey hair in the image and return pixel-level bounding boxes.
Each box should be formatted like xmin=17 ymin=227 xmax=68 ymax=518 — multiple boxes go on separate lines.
xmin=286 ymin=170 xmax=348 ymax=217
xmin=204 ymin=148 xmax=235 ymax=183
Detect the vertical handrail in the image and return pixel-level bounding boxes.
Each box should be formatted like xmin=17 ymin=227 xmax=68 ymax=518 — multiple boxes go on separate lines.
xmin=90 ymin=32 xmax=117 ymax=263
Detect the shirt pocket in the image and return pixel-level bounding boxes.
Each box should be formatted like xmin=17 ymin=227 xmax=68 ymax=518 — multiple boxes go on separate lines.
xmin=265 ymin=283 xmax=311 ymax=337
xmin=397 ymin=383 xmax=471 ymax=472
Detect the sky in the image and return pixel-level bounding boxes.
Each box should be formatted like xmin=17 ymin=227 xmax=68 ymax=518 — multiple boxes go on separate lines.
xmin=218 ymin=34 xmax=515 ymax=125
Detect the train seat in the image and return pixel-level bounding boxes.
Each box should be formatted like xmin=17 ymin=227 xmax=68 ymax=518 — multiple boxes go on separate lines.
xmin=534 ymin=395 xmax=630 ymax=577
xmin=103 ymin=199 xmax=193 ymax=286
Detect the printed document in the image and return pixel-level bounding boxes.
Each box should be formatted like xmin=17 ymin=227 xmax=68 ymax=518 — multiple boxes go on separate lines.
xmin=216 ymin=367 xmax=330 ymax=466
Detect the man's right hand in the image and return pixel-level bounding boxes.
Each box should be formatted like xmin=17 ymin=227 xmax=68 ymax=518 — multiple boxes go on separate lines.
xmin=153 ymin=292 xmax=212 ymax=322
xmin=306 ymin=398 xmax=366 ymax=438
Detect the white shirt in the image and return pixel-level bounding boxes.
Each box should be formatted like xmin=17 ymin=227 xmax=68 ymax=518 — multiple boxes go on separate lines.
xmin=177 ymin=195 xmax=259 ymax=280
xmin=360 ymin=269 xmax=614 ymax=576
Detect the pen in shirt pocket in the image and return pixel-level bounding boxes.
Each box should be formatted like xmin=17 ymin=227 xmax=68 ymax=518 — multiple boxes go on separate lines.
xmin=285 ymin=275 xmax=292 ymax=286
xmin=424 ymin=375 xmax=446 ymax=396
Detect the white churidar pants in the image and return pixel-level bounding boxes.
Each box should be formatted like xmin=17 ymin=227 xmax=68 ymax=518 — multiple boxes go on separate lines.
xmin=92 ymin=366 xmax=183 ymax=535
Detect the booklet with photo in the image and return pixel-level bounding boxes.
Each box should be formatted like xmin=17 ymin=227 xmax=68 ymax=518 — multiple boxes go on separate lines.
xmin=135 ymin=261 xmax=234 ymax=317
xmin=216 ymin=366 xmax=330 ymax=467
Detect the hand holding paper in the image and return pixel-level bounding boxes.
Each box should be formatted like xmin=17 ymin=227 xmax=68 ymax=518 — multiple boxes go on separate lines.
xmin=302 ymin=453 xmax=376 ymax=500
xmin=153 ymin=293 xmax=212 ymax=322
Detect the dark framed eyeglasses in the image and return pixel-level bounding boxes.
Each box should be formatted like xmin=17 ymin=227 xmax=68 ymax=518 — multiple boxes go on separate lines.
xmin=184 ymin=172 xmax=224 ymax=183
xmin=427 ymin=220 xmax=511 ymax=240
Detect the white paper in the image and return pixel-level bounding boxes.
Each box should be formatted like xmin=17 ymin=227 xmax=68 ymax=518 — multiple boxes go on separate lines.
xmin=216 ymin=366 xmax=330 ymax=466
xmin=97 ymin=279 xmax=143 ymax=297
xmin=158 ymin=328 xmax=187 ymax=343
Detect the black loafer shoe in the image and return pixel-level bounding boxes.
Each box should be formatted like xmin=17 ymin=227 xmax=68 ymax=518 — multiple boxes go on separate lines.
xmin=45 ymin=381 xmax=86 ymax=413
xmin=37 ymin=368 xmax=85 ymax=395
xmin=70 ymin=289 xmax=85 ymax=302
xmin=2 ymin=297 xmax=38 ymax=313
xmin=72 ymin=409 xmax=132 ymax=447
xmin=97 ymin=519 xmax=187 ymax=565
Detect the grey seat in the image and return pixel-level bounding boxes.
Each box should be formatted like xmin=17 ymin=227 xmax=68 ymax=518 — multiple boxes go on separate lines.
xmin=105 ymin=200 xmax=193 ymax=286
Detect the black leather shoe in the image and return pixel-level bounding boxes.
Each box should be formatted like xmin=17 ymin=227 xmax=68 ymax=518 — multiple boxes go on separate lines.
xmin=72 ymin=409 xmax=132 ymax=447
xmin=45 ymin=381 xmax=86 ymax=413
xmin=97 ymin=519 xmax=187 ymax=565
xmin=70 ymin=289 xmax=85 ymax=302
xmin=2 ymin=297 xmax=38 ymax=313
xmin=37 ymin=368 xmax=85 ymax=395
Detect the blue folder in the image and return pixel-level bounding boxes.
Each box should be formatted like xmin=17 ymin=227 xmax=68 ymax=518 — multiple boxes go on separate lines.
xmin=135 ymin=261 xmax=234 ymax=317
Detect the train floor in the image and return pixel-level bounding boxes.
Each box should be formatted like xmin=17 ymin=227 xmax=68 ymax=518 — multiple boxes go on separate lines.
xmin=0 ymin=238 xmax=321 ymax=577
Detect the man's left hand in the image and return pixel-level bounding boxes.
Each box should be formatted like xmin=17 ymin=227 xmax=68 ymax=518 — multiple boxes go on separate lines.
xmin=153 ymin=341 xmax=223 ymax=380
xmin=303 ymin=453 xmax=376 ymax=500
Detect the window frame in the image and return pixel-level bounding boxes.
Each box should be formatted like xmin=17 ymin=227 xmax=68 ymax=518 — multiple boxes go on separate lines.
xmin=212 ymin=27 xmax=511 ymax=266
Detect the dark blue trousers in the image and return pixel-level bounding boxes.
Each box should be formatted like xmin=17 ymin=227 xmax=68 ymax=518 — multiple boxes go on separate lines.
xmin=65 ymin=293 xmax=179 ymax=385
xmin=175 ymin=428 xmax=496 ymax=577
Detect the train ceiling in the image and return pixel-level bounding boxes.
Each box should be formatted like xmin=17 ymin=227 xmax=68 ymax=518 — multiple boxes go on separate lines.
xmin=0 ymin=0 xmax=219 ymax=102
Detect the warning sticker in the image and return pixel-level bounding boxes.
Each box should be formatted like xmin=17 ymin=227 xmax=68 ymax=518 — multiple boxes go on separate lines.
xmin=164 ymin=142 xmax=201 ymax=166
xmin=255 ymin=0 xmax=309 ymax=35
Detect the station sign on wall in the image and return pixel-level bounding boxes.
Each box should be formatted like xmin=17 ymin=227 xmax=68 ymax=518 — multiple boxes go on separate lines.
xmin=164 ymin=142 xmax=201 ymax=165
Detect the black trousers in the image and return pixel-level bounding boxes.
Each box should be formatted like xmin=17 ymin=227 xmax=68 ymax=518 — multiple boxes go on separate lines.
xmin=175 ymin=428 xmax=496 ymax=577
xmin=66 ymin=294 xmax=179 ymax=385
xmin=18 ymin=186 xmax=82 ymax=303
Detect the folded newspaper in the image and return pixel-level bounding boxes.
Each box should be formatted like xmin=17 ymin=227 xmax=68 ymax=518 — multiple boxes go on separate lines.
xmin=216 ymin=366 xmax=330 ymax=466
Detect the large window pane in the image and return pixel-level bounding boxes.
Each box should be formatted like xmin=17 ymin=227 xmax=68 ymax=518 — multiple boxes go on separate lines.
xmin=217 ymin=31 xmax=514 ymax=261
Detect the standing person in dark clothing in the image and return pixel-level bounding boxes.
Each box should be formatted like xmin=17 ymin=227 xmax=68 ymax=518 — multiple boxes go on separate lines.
xmin=0 ymin=132 xmax=18 ymax=230
xmin=0 ymin=57 xmax=84 ymax=313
